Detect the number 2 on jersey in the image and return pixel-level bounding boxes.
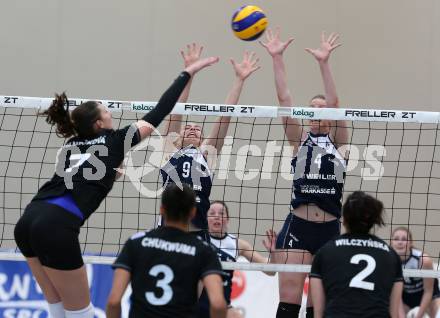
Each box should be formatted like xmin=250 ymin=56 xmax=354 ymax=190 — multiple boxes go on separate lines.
xmin=145 ymin=264 xmax=174 ymax=305
xmin=349 ymin=254 xmax=376 ymax=291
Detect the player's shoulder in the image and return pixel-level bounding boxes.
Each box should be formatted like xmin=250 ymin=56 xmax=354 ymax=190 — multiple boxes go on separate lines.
xmin=225 ymin=233 xmax=237 ymax=240
xmin=123 ymin=231 xmax=149 ymax=246
xmin=190 ymin=235 xmax=218 ymax=255
xmin=129 ymin=231 xmax=148 ymax=240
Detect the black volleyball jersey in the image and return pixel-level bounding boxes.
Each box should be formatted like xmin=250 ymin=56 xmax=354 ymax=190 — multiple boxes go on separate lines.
xmin=310 ymin=233 xmax=403 ymax=318
xmin=33 ymin=125 xmax=140 ymax=220
xmin=113 ymin=227 xmax=223 ymax=318
xmin=291 ymin=133 xmax=346 ymax=218
xmin=160 ymin=146 xmax=212 ymax=229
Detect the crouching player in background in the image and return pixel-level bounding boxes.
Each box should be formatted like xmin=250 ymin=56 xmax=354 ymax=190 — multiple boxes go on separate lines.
xmin=198 ymin=201 xmax=275 ymax=318
xmin=391 ymin=227 xmax=440 ymax=318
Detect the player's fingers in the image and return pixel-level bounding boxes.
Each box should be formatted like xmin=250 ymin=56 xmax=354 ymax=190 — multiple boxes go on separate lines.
xmin=275 ymin=26 xmax=281 ymax=38
xmin=198 ymin=45 xmax=204 ymax=56
xmin=330 ymin=43 xmax=342 ymax=51
xmin=258 ymin=40 xmax=268 ymax=48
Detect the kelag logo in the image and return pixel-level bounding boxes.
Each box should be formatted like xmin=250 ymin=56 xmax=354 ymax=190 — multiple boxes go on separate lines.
xmin=132 ymin=103 xmax=155 ymax=111
xmin=292 ymin=109 xmax=315 ymax=118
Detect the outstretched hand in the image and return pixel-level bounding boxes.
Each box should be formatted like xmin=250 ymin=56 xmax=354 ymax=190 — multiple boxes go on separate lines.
xmin=230 ymin=51 xmax=261 ymax=81
xmin=184 ymin=56 xmax=219 ymax=76
xmin=263 ymin=229 xmax=278 ymax=253
xmin=259 ymin=27 xmax=294 ymax=57
xmin=180 ymin=43 xmax=204 ymax=67
xmin=305 ymin=32 xmax=341 ymax=63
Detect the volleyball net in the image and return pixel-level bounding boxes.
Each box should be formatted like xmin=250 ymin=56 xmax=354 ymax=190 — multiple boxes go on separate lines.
xmin=0 ymin=95 xmax=439 ymax=278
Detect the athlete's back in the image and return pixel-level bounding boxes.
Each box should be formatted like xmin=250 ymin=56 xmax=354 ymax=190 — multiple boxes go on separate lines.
xmin=113 ymin=227 xmax=222 ymax=318
xmin=311 ymin=233 xmax=403 ymax=317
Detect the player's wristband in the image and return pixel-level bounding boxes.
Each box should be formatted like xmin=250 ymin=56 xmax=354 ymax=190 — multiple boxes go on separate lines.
xmin=141 ymin=71 xmax=191 ymax=127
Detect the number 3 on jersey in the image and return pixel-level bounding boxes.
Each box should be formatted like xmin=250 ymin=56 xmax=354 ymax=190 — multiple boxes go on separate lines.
xmin=349 ymin=254 xmax=376 ymax=291
xmin=146 ymin=264 xmax=174 ymax=305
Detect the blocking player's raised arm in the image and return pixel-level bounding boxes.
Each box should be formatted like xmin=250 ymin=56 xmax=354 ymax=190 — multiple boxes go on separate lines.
xmin=260 ymin=27 xmax=301 ymax=150
xmin=135 ymin=56 xmax=219 ymax=141
xmin=203 ymin=50 xmax=260 ymax=153
xmin=305 ymin=31 xmax=348 ymax=149
xmin=163 ymin=43 xmax=204 ymax=136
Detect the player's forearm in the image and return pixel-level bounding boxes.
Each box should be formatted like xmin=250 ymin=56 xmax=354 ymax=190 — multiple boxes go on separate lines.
xmin=241 ymin=249 xmax=275 ymax=276
xmin=225 ymin=77 xmax=245 ymax=105
xmin=106 ymin=303 xmax=122 ymax=318
xmin=390 ymin=282 xmax=404 ymax=318
xmin=163 ymin=77 xmax=192 ymax=135
xmin=204 ymin=116 xmax=231 ymax=152
xmin=272 ymin=55 xmax=293 ymax=106
xmin=179 ymin=77 xmax=193 ymax=103
xmin=415 ymin=292 xmax=432 ymax=318
xmin=209 ymin=303 xmax=227 ymax=318
xmin=142 ymin=71 xmax=191 ymax=127
xmin=319 ymin=61 xmax=339 ymax=108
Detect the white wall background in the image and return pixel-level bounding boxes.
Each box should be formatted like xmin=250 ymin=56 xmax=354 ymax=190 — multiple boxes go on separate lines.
xmin=0 ymin=0 xmax=439 ymax=111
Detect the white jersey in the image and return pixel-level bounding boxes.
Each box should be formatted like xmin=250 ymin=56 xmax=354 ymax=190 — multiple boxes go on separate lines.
xmin=210 ymin=233 xmax=238 ymax=261
xmin=403 ymin=248 xmax=424 ymax=294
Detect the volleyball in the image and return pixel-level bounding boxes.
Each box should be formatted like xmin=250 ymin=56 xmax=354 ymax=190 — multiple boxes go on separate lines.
xmin=231 ymin=5 xmax=268 ymax=41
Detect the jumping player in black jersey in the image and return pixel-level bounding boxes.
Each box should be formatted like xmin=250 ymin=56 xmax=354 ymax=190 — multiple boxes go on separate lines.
xmin=391 ymin=227 xmax=440 ymax=318
xmin=160 ymin=43 xmax=260 ymax=238
xmin=13 ymin=57 xmax=218 ymax=318
xmin=198 ymin=201 xmax=275 ymax=318
xmin=106 ymin=184 xmax=227 ymax=318
xmin=309 ymin=191 xmax=403 ymax=318
xmin=261 ymin=28 xmax=349 ymax=317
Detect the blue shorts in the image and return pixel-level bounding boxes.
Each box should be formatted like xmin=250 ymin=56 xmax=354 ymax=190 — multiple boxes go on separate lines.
xmin=275 ymin=212 xmax=340 ymax=255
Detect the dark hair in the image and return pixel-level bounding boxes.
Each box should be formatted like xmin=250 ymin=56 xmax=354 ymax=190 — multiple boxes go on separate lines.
xmin=39 ymin=93 xmax=102 ymax=139
xmin=210 ymin=200 xmax=229 ymax=218
xmin=343 ymin=191 xmax=385 ymax=234
xmin=161 ymin=183 xmax=196 ymax=223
